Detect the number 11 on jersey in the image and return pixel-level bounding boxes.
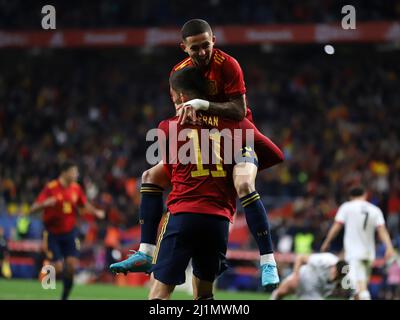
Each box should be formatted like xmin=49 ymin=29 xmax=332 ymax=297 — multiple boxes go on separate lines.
xmin=187 ymin=129 xmax=227 ymax=178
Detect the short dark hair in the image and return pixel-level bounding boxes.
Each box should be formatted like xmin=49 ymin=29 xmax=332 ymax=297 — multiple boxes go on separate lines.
xmin=349 ymin=185 xmax=366 ymax=197
xmin=181 ymin=19 xmax=212 ymax=40
xmin=169 ymin=66 xmax=206 ymax=97
xmin=336 ymin=260 xmax=348 ymax=280
xmin=59 ymin=160 xmax=77 ymax=173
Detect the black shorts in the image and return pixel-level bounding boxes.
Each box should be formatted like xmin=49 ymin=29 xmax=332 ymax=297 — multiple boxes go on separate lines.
xmin=151 ymin=212 xmax=230 ymax=286
xmin=43 ymin=229 xmax=80 ymax=262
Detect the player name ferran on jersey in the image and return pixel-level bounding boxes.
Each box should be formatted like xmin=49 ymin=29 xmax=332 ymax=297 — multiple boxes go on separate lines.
xmin=145 ymin=121 xmax=255 ymax=167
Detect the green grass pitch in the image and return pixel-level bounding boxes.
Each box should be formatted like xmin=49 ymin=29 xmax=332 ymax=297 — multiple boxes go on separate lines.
xmin=0 ymin=279 xmax=274 ymax=300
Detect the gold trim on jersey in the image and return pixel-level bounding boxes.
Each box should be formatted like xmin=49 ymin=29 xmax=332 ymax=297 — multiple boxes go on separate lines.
xmin=174 ymin=58 xmax=192 ymax=71
xmin=152 ymin=212 xmax=170 ymax=264
xmin=213 ymin=52 xmax=226 ymax=65
xmin=47 ymin=180 xmax=58 ymax=189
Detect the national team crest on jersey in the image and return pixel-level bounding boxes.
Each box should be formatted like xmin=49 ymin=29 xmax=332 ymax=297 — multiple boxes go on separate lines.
xmin=206 ymin=80 xmax=218 ymax=96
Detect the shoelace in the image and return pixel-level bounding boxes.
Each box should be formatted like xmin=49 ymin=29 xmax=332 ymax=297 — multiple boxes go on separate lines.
xmin=127 ymin=250 xmax=138 ymax=257
xmin=263 ymin=264 xmax=276 ymax=272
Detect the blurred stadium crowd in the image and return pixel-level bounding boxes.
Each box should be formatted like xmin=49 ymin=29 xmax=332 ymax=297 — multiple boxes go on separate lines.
xmin=1 ymin=45 xmax=399 ymax=251
xmin=0 ymin=0 xmax=400 ymax=297
xmin=1 ymin=0 xmax=400 ymax=29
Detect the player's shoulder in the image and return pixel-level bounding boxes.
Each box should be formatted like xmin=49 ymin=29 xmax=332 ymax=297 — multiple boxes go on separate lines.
xmin=310 ymin=252 xmax=338 ymax=265
xmin=70 ymin=182 xmax=83 ymax=191
xmin=363 ymin=200 xmax=382 ymax=213
xmin=338 ymin=200 xmax=351 ymax=210
xmin=46 ymin=180 xmax=59 ymax=189
xmin=214 ymin=48 xmax=234 ymax=62
xmin=319 ymin=252 xmax=338 ymax=261
xmin=171 ymin=57 xmax=192 ymax=73
xmin=159 ymin=117 xmax=177 ymax=126
xmin=213 ymin=48 xmax=240 ymax=67
xmin=158 ymin=117 xmax=177 ymax=130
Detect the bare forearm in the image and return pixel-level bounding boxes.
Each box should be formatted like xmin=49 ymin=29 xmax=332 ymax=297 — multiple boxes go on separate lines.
xmin=208 ymin=97 xmax=246 ymax=120
xmin=29 ymin=203 xmax=44 ymax=214
xmin=84 ymin=202 xmax=97 ymax=214
xmin=83 ymin=202 xmax=104 ymax=219
xmin=377 ymin=226 xmax=394 ymax=250
xmin=325 ymin=223 xmax=342 ymax=245
xmin=293 ymin=255 xmax=308 ymax=274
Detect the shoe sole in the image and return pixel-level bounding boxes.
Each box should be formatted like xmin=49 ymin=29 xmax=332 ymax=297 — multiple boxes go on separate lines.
xmin=263 ymin=283 xmax=279 ymax=291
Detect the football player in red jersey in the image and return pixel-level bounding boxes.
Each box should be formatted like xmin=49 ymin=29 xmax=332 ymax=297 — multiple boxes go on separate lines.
xmin=30 ymin=161 xmax=105 ymax=300
xmin=149 ymin=66 xmax=283 ymax=299
xmin=110 ymin=19 xmax=282 ymax=288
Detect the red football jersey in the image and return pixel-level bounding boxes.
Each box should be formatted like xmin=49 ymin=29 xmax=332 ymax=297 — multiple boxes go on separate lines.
xmin=35 ymin=180 xmax=87 ymax=234
xmin=158 ymin=113 xmax=264 ymax=222
xmin=171 ymin=48 xmax=253 ymax=121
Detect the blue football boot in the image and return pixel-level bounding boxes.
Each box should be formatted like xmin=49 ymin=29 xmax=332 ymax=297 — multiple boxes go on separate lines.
xmin=109 ymin=250 xmax=152 ymax=275
xmin=261 ymin=263 xmax=280 ymax=289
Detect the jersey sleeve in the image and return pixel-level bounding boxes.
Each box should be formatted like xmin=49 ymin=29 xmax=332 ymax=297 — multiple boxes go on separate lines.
xmin=222 ymin=57 xmax=246 ymax=98
xmin=77 ymin=185 xmax=87 ymax=207
xmin=239 ymin=118 xmax=284 ymax=169
xmin=36 ymin=186 xmax=50 ymax=203
xmin=334 ymin=204 xmax=347 ymax=224
xmin=308 ymin=253 xmax=338 ymax=268
xmin=375 ymin=208 xmax=385 ymax=227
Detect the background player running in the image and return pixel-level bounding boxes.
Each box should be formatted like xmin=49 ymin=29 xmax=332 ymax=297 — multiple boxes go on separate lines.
xmin=30 ymin=161 xmax=105 ymax=300
xmin=321 ymin=186 xmax=395 ymax=300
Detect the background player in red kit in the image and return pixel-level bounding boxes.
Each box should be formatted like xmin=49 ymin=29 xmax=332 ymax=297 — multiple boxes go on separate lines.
xmin=110 ymin=19 xmax=282 ymax=288
xmin=149 ymin=66 xmax=283 ymax=300
xmin=30 ymin=161 xmax=105 ymax=300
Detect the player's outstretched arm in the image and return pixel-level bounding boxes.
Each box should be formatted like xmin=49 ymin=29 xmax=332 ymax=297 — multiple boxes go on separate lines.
xmin=321 ymin=222 xmax=343 ymax=252
xmin=83 ymin=202 xmax=105 ymax=219
xmin=376 ymin=225 xmax=395 ymax=261
xmin=293 ymin=254 xmax=310 ymax=275
xmin=29 ymin=197 xmax=57 ymax=214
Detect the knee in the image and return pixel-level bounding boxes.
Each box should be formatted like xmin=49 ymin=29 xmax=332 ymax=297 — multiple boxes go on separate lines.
xmin=235 ymin=179 xmax=255 ymax=198
xmin=54 ymin=262 xmax=63 ymax=275
xmin=141 ymin=169 xmax=154 ymax=184
xmin=148 ymin=287 xmax=171 ymax=300
xmin=141 ymin=166 xmax=169 ymax=188
xmin=65 ymin=259 xmax=77 ymax=275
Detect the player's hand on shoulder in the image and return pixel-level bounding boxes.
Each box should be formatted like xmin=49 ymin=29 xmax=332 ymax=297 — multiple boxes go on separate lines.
xmin=182 ymin=99 xmax=210 ymax=111
xmin=176 ymin=103 xmax=201 ymax=126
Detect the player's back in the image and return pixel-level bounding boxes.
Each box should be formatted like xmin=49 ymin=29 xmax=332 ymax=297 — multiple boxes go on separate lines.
xmin=158 ymin=113 xmax=253 ymax=222
xmin=335 ymin=199 xmax=385 ymax=261
xmin=298 ymin=253 xmax=339 ymax=298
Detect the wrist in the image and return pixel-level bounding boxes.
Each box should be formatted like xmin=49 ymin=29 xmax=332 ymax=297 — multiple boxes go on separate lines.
xmin=186 ymin=99 xmax=209 ymax=111
xmin=199 ymin=99 xmax=210 ymax=111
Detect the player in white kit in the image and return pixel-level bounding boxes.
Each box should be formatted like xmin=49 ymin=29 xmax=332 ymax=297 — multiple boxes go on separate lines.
xmin=321 ymin=186 xmax=395 ymax=300
xmin=271 ymin=252 xmax=348 ymax=300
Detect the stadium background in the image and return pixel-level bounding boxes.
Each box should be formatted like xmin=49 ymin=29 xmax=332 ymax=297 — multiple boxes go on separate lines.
xmin=0 ymin=0 xmax=399 ymax=299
